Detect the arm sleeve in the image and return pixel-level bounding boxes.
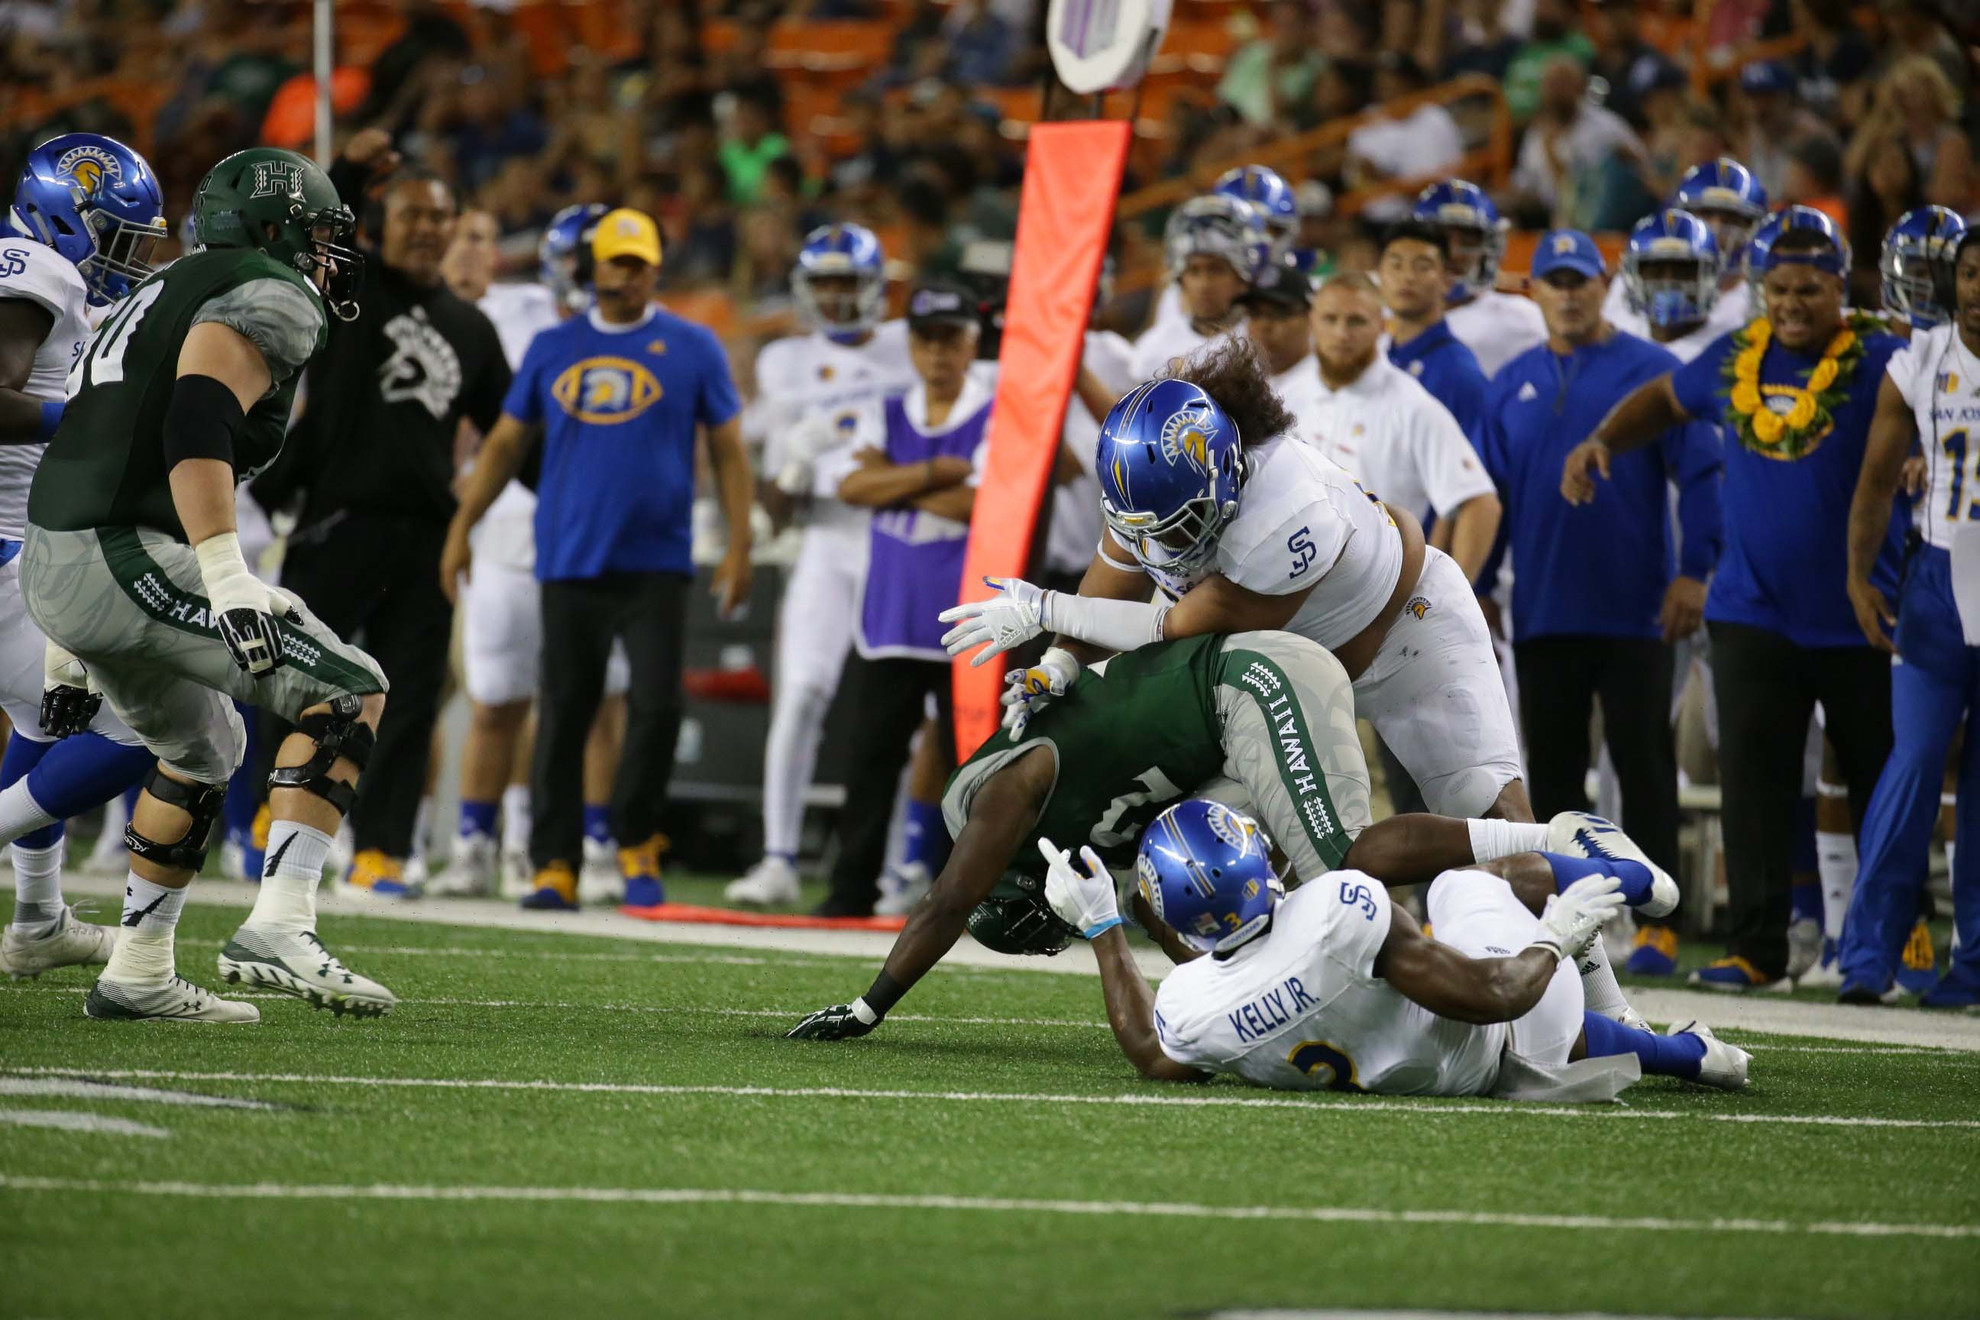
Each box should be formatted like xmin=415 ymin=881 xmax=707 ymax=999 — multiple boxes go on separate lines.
xmin=1667 ymin=419 xmax=1725 ymax=581
xmin=191 ymin=278 xmax=327 ymax=382
xmin=695 ymin=328 xmax=742 ymax=428
xmin=500 ymin=334 xmax=549 ymax=426
xmin=1668 ymin=339 xmax=1731 ymax=422
xmin=1412 ymin=401 xmax=1497 ymax=517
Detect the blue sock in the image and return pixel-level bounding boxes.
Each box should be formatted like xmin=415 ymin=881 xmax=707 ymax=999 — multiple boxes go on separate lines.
xmin=459 ymin=799 xmax=499 ymax=839
xmin=24 ymin=733 xmax=153 ymax=820
xmin=902 ymin=799 xmax=944 ymax=870
xmin=1582 ymin=1011 xmax=1705 ymax=1079
xmin=583 ymin=804 xmax=611 ymax=844
xmin=1540 ymin=849 xmax=1654 ymax=908
xmin=223 ymin=701 xmax=259 ymax=840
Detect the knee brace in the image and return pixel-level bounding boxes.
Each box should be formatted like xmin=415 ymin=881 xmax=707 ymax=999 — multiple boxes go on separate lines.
xmin=267 ymin=694 xmax=375 ymax=816
xmin=125 ymin=767 xmax=228 ymax=872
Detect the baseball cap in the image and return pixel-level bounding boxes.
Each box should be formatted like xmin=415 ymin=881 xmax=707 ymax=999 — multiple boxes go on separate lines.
xmin=1739 ymin=60 xmax=1795 ymax=96
xmin=906 ymin=280 xmax=979 ymax=334
xmin=1237 ymin=252 xmax=1315 ymax=311
xmin=1531 ymin=229 xmax=1606 ymax=280
xmin=592 ymin=208 xmax=663 ymax=266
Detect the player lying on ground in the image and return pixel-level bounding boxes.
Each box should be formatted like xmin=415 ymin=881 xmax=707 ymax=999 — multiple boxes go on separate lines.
xmin=20 ymin=147 xmax=394 ymax=1023
xmin=789 ymin=629 xmax=1675 ymax=1040
xmin=1038 ymin=797 xmax=1748 ymax=1096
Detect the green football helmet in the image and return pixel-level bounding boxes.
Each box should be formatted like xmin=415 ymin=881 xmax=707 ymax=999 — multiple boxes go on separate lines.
xmin=190 ymin=147 xmax=362 ymax=321
xmin=966 ymin=871 xmax=1077 ymax=957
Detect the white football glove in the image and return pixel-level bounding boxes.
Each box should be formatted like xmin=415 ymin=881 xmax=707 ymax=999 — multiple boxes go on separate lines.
xmin=939 ymin=576 xmax=1049 ymax=665
xmin=195 ymin=532 xmax=301 ymax=676
xmin=1531 ymin=874 xmax=1627 ymax=962
xmin=1001 ymin=646 xmax=1080 ymax=738
xmin=1039 ymin=836 xmax=1120 ymax=939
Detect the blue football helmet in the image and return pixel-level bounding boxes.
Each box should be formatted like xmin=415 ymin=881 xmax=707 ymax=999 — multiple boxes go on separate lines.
xmin=1096 ymin=378 xmax=1246 ymax=584
xmin=1212 ymin=164 xmax=1297 ymax=255
xmin=1163 ymin=194 xmax=1269 ymax=284
xmin=1136 ymin=798 xmax=1283 ymax=956
xmin=1410 ymin=179 xmax=1508 ymax=302
xmin=6 ymin=132 xmax=166 ymax=306
xmin=1671 ymin=157 xmax=1769 ymax=263
xmin=1881 ymin=205 xmax=1968 ymax=330
xmin=1621 ymin=209 xmax=1723 ymax=330
xmin=793 ymin=221 xmax=887 ymax=342
xmin=539 ymin=202 xmax=609 ymax=312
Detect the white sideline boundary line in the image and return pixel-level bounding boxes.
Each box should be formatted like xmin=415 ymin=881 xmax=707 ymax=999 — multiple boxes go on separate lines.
xmin=1 ymin=1173 xmax=1973 ymax=1240
xmin=9 ymin=1066 xmax=1979 ymax=1131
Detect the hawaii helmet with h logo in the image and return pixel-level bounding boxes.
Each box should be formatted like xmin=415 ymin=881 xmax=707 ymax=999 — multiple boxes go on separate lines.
xmin=1137 ymin=798 xmax=1284 ymax=956
xmin=1096 ymin=377 xmax=1245 ymax=584
xmin=1672 ymin=157 xmax=1769 ymax=263
xmin=7 ymin=132 xmax=166 ymax=306
xmin=1410 ymin=179 xmax=1509 ymax=302
xmin=1212 ymin=164 xmax=1298 ymax=255
xmin=192 ymin=146 xmax=363 ymax=321
xmin=540 ymin=202 xmax=609 ymax=312
xmin=1621 ymin=208 xmax=1723 ymax=331
xmin=793 ymin=222 xmax=887 ymax=342
xmin=1163 ymin=194 xmax=1270 ymax=284
xmin=1881 ymin=205 xmax=1968 ymax=330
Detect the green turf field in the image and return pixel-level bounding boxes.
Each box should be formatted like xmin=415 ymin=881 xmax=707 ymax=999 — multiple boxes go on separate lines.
xmin=3 ymin=893 xmax=1977 ymax=1320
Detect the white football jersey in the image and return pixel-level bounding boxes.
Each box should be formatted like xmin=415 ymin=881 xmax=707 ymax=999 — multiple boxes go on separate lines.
xmin=1115 ymin=435 xmax=1403 ymax=650
xmin=1049 ymin=329 xmax=1138 ymax=575
xmin=1131 ymin=315 xmax=1236 ymax=384
xmin=1602 ymin=278 xmax=1751 ymax=363
xmin=1446 ymin=291 xmax=1548 ymax=377
xmin=1888 ymin=324 xmax=1980 ymax=552
xmin=0 ymin=234 xmax=92 ymax=540
xmin=1278 ymin=355 xmax=1495 ymax=527
xmin=474 ymin=282 xmax=564 ymax=571
xmin=750 ymin=320 xmax=917 ymax=546
xmin=1154 ymin=875 xmax=1504 ymax=1094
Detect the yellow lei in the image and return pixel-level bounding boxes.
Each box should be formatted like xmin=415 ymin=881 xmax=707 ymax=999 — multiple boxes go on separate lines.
xmin=1721 ymin=316 xmax=1872 ymax=460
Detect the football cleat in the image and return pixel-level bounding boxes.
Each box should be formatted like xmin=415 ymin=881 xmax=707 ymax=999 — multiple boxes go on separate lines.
xmin=1786 ymin=915 xmax=1823 ymax=981
xmin=428 ymin=833 xmax=495 ymax=898
xmin=216 ymin=926 xmax=395 ymax=1017
xmin=875 ymin=862 xmax=932 ymax=917
xmin=85 ymin=974 xmax=259 ymax=1023
xmin=1837 ymin=977 xmax=1902 ymax=1005
xmin=1625 ymin=924 xmax=1680 ymax=976
xmin=1668 ymin=1020 xmax=1750 ymax=1089
xmin=1 ymin=908 xmax=115 ymax=979
xmin=580 ymin=835 xmax=624 ymax=905
xmin=1897 ymin=918 xmax=1938 ymax=995
xmin=1918 ymin=964 xmax=1980 ymax=1010
xmin=521 ymin=861 xmax=579 ymax=912
xmin=725 ymin=855 xmax=801 ymax=907
xmin=618 ymin=835 xmax=666 ymax=908
xmin=1688 ymin=956 xmax=1791 ymax=993
xmin=1797 ymin=936 xmax=1844 ymax=989
xmin=1545 ymin=812 xmax=1680 ymax=918
xmin=499 ymin=842 xmax=534 ymax=901
xmin=344 ymin=849 xmax=415 ymax=900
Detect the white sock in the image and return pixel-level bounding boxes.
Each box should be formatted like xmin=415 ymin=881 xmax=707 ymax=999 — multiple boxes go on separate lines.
xmin=502 ymin=784 xmax=531 ymax=853
xmin=1816 ymin=829 xmax=1857 ymax=942
xmin=411 ymin=795 xmax=432 ymax=863
xmin=103 ymin=873 xmax=187 ymax=986
xmin=247 ymin=820 xmax=333 ymax=933
xmin=1576 ymin=936 xmax=1632 ymax=1019
xmin=0 ymin=777 xmax=58 ymax=844
xmin=9 ymin=841 xmax=66 ymax=928
xmin=1467 ymin=818 xmax=1551 ymax=863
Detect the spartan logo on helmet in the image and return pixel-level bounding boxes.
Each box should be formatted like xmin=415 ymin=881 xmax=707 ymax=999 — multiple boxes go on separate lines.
xmin=56 ymin=142 xmax=121 ymax=193
xmin=249 ymin=160 xmax=306 ymax=200
xmin=1158 ymin=406 xmax=1216 ymax=474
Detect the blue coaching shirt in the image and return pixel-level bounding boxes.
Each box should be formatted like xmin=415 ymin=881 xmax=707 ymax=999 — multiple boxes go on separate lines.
xmin=1476 ymin=331 xmax=1723 ymax=642
xmin=501 ymin=304 xmax=740 ymax=581
xmin=1671 ymin=321 xmax=1903 ymax=648
xmin=1389 ymin=319 xmax=1488 ymax=440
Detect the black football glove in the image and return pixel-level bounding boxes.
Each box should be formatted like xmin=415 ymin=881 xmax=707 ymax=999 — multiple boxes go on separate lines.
xmin=787 ymin=999 xmax=881 ymax=1041
xmin=39 ymin=642 xmax=101 ymax=738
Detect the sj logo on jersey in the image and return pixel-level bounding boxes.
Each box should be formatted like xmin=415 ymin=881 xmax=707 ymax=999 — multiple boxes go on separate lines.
xmin=551 ymin=356 xmax=664 ymax=425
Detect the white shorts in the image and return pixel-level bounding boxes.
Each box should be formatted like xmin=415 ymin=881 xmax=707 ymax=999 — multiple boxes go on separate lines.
xmin=774 ymin=522 xmax=866 ymax=703
xmin=1426 ymin=868 xmax=1585 ymax=1073
xmin=1354 ymin=547 xmax=1523 ymax=818
xmin=462 ymin=560 xmax=628 ymax=706
xmin=0 ymin=550 xmax=143 ymax=747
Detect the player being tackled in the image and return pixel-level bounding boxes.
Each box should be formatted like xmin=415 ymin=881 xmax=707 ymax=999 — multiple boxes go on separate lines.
xmin=20 ymin=147 xmax=393 ymax=1022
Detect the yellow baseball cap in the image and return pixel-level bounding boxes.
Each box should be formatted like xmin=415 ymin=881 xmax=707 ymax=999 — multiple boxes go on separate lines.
xmin=592 ymin=208 xmax=663 ymax=267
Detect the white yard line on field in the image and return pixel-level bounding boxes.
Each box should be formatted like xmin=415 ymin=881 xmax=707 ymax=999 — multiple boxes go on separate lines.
xmin=0 ymin=1173 xmax=1973 ymax=1240
xmin=7 ymin=1066 xmax=1978 ymax=1131
xmin=0 ymin=1110 xmax=169 ymax=1139
xmin=0 ymin=1077 xmax=283 ymax=1109
xmin=22 ymin=873 xmax=1980 ymax=1051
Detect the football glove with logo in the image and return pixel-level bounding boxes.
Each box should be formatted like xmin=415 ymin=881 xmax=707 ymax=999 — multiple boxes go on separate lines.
xmin=940 ymin=576 xmax=1047 ymax=663
xmin=787 ymin=997 xmax=881 ymax=1040
xmin=1531 ymin=875 xmax=1627 ymax=962
xmin=39 ymin=641 xmax=101 ymax=737
xmin=1040 ymin=836 xmax=1121 ymax=939
xmin=1001 ymin=647 xmax=1079 ymax=737
xmin=195 ymin=531 xmax=301 ymax=676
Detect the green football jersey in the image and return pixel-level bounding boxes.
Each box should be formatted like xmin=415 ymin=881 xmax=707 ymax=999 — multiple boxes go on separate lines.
xmin=29 ymin=247 xmax=328 ymax=540
xmin=944 ymin=634 xmax=1232 ymax=884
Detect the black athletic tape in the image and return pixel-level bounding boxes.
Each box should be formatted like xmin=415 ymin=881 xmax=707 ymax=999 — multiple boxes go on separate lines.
xmin=862 ymin=969 xmax=907 ymax=1017
xmin=162 ymin=373 xmax=246 ymax=472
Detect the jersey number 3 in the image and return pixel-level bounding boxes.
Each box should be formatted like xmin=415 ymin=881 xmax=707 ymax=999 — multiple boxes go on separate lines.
xmin=69 ymin=280 xmax=164 ymax=394
xmin=1287 ymin=1040 xmax=1363 ymax=1091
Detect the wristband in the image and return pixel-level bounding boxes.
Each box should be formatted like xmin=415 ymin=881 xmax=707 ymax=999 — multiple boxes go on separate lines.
xmin=37 ymin=399 xmax=63 ymax=441
xmin=1523 ymin=938 xmax=1564 ymax=962
xmin=1083 ymin=915 xmax=1124 ymax=940
xmin=850 ymin=997 xmax=879 ymax=1026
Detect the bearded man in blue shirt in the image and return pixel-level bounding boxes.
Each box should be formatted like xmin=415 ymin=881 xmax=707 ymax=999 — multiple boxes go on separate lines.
xmin=1562 ymin=207 xmax=1902 ymax=991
